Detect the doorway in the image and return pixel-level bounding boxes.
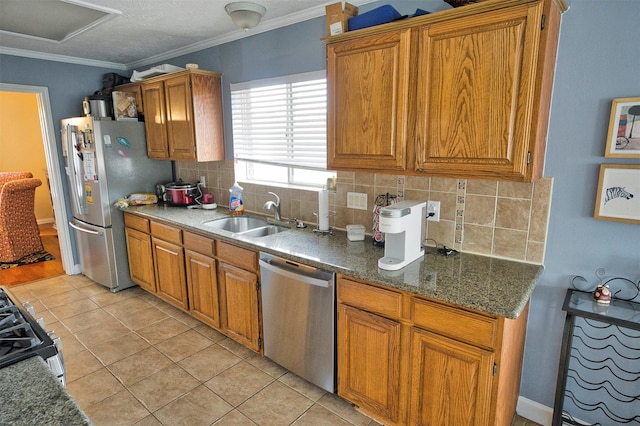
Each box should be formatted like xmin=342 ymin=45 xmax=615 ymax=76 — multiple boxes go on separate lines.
xmin=0 ymin=83 xmax=75 ymax=276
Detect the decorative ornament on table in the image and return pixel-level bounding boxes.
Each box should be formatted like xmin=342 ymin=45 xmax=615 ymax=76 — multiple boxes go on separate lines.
xmin=570 ymin=268 xmax=640 ymax=303
xmin=593 ymin=284 xmax=612 ymax=304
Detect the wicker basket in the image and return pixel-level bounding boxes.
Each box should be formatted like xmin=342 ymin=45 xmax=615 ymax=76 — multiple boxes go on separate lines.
xmin=444 ymin=0 xmax=487 ymax=7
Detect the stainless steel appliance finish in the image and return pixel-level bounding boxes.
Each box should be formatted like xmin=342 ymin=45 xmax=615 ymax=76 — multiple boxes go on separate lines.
xmin=259 ymin=252 xmax=336 ymax=392
xmin=0 ymin=287 xmax=65 ymax=385
xmin=61 ymin=117 xmax=172 ymax=292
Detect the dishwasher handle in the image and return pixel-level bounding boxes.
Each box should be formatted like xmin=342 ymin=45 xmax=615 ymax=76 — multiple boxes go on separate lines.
xmin=259 ymin=258 xmax=333 ymax=288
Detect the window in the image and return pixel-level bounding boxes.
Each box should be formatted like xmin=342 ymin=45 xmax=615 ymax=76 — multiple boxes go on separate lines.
xmin=230 ymin=70 xmax=334 ymax=188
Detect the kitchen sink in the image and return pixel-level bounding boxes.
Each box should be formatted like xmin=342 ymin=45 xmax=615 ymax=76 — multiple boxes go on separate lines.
xmin=239 ymin=225 xmax=288 ymax=238
xmin=203 ymin=216 xmax=289 ymax=237
xmin=204 ymin=216 xmax=270 ymax=233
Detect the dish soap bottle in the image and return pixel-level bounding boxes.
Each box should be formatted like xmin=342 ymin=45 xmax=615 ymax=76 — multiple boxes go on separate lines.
xmin=229 ymin=182 xmax=245 ymax=215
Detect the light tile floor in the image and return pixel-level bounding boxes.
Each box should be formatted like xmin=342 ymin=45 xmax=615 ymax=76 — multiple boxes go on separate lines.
xmin=10 ymin=275 xmax=541 ymax=426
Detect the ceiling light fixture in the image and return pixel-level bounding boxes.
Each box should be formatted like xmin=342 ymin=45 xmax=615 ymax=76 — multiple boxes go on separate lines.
xmin=225 ymin=2 xmax=266 ymax=31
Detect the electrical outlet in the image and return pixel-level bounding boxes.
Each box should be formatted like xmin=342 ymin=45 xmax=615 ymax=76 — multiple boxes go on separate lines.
xmin=199 ymin=175 xmax=206 ymax=187
xmin=347 ymin=192 xmax=368 ymax=210
xmin=427 ymin=200 xmax=440 ymax=222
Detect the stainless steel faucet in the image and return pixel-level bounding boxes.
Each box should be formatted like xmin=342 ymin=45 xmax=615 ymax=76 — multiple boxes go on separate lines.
xmin=263 ymin=192 xmax=281 ymax=221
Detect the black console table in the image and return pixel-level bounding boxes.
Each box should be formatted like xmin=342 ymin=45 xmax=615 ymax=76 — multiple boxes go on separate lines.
xmin=552 ymin=289 xmax=640 ymax=426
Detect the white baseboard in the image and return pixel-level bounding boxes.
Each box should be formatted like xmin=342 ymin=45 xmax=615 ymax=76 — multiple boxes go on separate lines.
xmin=37 ymin=217 xmax=55 ymax=225
xmin=517 ymin=396 xmax=553 ymax=426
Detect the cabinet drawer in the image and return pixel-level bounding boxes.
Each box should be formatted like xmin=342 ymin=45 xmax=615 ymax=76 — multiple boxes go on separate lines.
xmin=183 ymin=231 xmax=215 ymax=257
xmin=410 ymin=297 xmax=498 ymax=349
xmin=124 ymin=213 xmax=149 ymax=233
xmin=150 ymin=221 xmax=182 ymax=245
xmin=216 ymin=241 xmax=257 ymax=272
xmin=338 ymin=278 xmax=402 ymax=319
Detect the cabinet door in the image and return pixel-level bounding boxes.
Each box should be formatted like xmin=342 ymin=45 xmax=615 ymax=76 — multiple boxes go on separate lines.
xmin=152 ymin=237 xmax=188 ymax=310
xmin=124 ymin=227 xmax=156 ymax=293
xmin=218 ymin=262 xmax=260 ymax=352
xmin=409 ymin=328 xmax=494 ymax=426
xmin=186 ymin=250 xmax=220 ymax=329
xmin=327 ymin=30 xmax=412 ymax=171
xmin=164 ymin=75 xmax=197 ymax=160
xmin=337 ymin=304 xmax=401 ymax=422
xmin=141 ymin=81 xmax=169 ymax=159
xmin=190 ymin=72 xmax=225 ymax=162
xmin=414 ymin=2 xmax=544 ymax=181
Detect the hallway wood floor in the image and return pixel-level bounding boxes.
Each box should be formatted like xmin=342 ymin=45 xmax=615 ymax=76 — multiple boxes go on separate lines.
xmin=0 ymin=223 xmax=64 ymax=286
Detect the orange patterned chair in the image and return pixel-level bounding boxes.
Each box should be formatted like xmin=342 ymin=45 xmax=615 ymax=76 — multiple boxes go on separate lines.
xmin=0 ymin=171 xmax=33 ymax=187
xmin=0 ymin=172 xmax=45 ymax=262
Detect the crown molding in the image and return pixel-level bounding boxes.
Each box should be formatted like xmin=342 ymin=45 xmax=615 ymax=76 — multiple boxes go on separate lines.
xmin=1 ymin=0 xmax=377 ymax=71
xmin=0 ymin=46 xmax=127 ymax=70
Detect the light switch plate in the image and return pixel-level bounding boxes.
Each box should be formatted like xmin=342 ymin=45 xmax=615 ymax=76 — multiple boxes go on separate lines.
xmin=347 ymin=192 xmax=368 ymax=210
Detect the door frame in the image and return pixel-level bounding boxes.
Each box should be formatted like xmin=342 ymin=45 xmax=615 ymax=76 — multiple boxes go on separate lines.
xmin=0 ymin=83 xmax=77 ymax=274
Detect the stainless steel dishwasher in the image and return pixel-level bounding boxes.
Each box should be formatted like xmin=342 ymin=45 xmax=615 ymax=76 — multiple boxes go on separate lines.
xmin=259 ymin=252 xmax=335 ymax=392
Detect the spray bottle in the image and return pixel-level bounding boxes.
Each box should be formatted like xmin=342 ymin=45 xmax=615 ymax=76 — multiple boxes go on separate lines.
xmin=229 ymin=182 xmax=245 ymax=215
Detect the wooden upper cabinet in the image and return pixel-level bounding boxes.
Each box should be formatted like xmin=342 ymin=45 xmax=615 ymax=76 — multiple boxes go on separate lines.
xmin=141 ymin=69 xmax=225 ymax=162
xmin=164 ymin=75 xmax=195 ymax=159
xmin=141 ymin=81 xmax=169 ymax=159
xmin=325 ymin=0 xmax=565 ymax=182
xmin=413 ymin=1 xmax=545 ymax=181
xmin=327 ymin=30 xmax=411 ymax=171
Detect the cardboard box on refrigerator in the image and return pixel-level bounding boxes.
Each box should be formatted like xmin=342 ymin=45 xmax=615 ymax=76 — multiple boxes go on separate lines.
xmin=325 ymin=2 xmax=358 ymax=36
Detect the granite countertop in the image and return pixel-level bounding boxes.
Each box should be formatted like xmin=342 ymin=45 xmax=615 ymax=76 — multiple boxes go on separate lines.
xmin=127 ymin=204 xmax=543 ymax=319
xmin=0 ymin=356 xmax=91 ymax=426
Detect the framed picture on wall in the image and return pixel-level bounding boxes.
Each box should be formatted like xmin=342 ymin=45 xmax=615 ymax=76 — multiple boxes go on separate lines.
xmin=604 ymin=97 xmax=640 ymax=158
xmin=594 ymin=164 xmax=640 ymax=224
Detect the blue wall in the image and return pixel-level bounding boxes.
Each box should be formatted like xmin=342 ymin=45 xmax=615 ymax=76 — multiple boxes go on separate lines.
xmin=520 ymin=0 xmax=640 ymax=412
xmin=1 ymin=0 xmax=638 ymax=415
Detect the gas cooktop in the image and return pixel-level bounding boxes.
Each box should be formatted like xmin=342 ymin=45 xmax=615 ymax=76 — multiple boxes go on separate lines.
xmin=0 ymin=288 xmax=62 ymax=380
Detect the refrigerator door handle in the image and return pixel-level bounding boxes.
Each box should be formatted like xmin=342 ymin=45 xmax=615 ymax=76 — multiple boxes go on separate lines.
xmin=66 ymin=124 xmax=87 ymax=215
xmin=69 ymin=221 xmax=103 ymax=236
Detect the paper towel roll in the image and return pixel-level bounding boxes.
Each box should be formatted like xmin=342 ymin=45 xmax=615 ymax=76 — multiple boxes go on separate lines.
xmin=318 ymin=189 xmax=329 ymax=231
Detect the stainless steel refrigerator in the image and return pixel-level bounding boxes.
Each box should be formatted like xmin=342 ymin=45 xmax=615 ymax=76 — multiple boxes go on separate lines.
xmin=61 ymin=117 xmax=172 ymax=292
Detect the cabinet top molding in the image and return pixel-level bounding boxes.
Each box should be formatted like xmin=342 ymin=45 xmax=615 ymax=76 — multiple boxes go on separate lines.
xmin=322 ymin=0 xmax=568 ymax=44
xmin=138 ymin=68 xmax=222 ymax=85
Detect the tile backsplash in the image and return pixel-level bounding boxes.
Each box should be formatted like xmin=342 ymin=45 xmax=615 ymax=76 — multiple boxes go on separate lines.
xmin=176 ymin=160 xmax=552 ymax=264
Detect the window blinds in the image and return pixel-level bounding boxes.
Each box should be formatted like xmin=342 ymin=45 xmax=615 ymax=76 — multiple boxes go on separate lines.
xmin=230 ymin=71 xmax=327 ymax=170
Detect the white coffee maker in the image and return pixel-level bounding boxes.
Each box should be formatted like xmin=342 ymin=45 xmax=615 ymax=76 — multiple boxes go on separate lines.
xmin=378 ymin=200 xmax=426 ymax=271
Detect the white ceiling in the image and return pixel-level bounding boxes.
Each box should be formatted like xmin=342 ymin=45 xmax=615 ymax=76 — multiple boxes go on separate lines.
xmin=0 ymin=0 xmax=374 ymax=70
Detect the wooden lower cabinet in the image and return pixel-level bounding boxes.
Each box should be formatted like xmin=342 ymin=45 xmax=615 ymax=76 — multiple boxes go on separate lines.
xmin=337 ymin=304 xmax=401 ymax=422
xmin=124 ymin=227 xmax=155 ymax=292
xmin=152 ymin=237 xmax=188 ymax=310
xmin=124 ymin=214 xmax=263 ymax=353
xmin=409 ymin=328 xmax=494 ymax=426
xmin=337 ymin=276 xmax=527 ymax=426
xmin=185 ymin=250 xmax=220 ymax=328
xmin=218 ymin=262 xmax=261 ymax=352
